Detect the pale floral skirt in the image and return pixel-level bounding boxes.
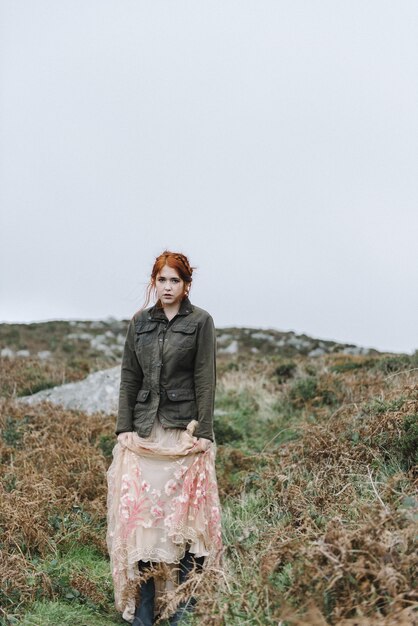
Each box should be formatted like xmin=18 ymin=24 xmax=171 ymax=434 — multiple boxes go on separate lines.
xmin=106 ymin=417 xmax=222 ymax=621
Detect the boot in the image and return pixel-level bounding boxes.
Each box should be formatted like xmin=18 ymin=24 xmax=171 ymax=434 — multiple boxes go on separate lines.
xmin=168 ymin=552 xmax=204 ymax=626
xmin=133 ymin=561 xmax=155 ymax=626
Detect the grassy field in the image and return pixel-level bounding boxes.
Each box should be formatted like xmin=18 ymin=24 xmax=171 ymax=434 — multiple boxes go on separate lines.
xmin=0 ymin=335 xmax=417 ymax=625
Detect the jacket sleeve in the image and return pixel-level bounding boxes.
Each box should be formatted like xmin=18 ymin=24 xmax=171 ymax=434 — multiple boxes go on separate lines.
xmin=115 ymin=318 xmax=143 ymax=435
xmin=193 ymin=314 xmax=216 ymax=441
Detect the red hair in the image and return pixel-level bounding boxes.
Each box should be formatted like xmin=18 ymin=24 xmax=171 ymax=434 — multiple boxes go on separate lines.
xmin=142 ymin=250 xmax=195 ymax=310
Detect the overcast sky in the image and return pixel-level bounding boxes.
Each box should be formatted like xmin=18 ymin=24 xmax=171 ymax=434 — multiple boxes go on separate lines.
xmin=1 ymin=1 xmax=417 ymax=354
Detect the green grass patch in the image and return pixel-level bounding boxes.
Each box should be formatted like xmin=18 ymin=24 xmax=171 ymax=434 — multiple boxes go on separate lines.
xmin=31 ymin=544 xmax=113 ymax=612
xmin=373 ymin=352 xmax=418 ymax=374
xmin=215 ymin=390 xmax=300 ymax=452
xmin=214 ymin=390 xmax=259 ymax=447
xmin=330 ymin=357 xmax=376 ymax=373
xmin=13 ymin=600 xmax=123 ymax=626
xmin=373 ymin=413 xmax=418 ymax=471
xmin=1 ymin=414 xmax=32 ymax=448
xmin=365 ymin=396 xmax=406 ymax=415
xmin=289 ymin=376 xmax=318 ymax=404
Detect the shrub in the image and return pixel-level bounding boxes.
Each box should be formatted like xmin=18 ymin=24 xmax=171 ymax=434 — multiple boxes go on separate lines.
xmin=273 ymin=361 xmax=297 ymax=383
xmin=374 ymin=353 xmax=418 ymax=374
xmin=366 ymin=397 xmax=405 ymax=415
xmin=98 ymin=435 xmax=115 ymax=460
xmin=1 ymin=414 xmax=32 ymax=448
xmin=399 ymin=414 xmax=418 ymax=470
xmin=289 ymin=377 xmax=318 ymax=405
xmin=214 ymin=417 xmax=244 ymax=444
xmin=330 ymin=356 xmax=376 ymax=373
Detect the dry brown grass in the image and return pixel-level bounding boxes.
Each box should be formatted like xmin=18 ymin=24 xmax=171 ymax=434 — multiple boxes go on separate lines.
xmin=0 ymin=357 xmax=86 ymax=398
xmin=0 ymin=399 xmax=114 ymax=616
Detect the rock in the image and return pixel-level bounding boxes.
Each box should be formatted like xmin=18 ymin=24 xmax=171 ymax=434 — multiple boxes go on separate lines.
xmin=90 ymin=334 xmax=107 ymax=345
xmin=69 ymin=321 xmax=87 ymax=328
xmin=250 ymin=332 xmax=274 ymax=341
xmin=90 ymin=321 xmax=104 ymax=329
xmin=342 ymin=346 xmax=370 ymax=355
xmin=19 ymin=366 xmax=121 ymax=415
xmin=308 ymin=347 xmax=326 ymax=357
xmin=68 ymin=332 xmax=93 ymax=341
xmin=219 ymin=340 xmax=239 ymax=355
xmin=16 ymin=349 xmax=30 ymax=357
xmin=286 ymin=336 xmax=312 ymax=350
xmin=90 ymin=336 xmax=115 ymax=356
xmin=37 ymin=350 xmax=52 ymax=360
xmin=116 ymin=333 xmax=126 ymax=345
xmin=1 ymin=347 xmax=14 ymax=358
xmin=217 ymin=334 xmax=232 ymax=345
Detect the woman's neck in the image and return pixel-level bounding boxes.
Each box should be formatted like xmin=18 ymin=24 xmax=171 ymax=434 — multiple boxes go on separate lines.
xmin=163 ymin=303 xmax=181 ymax=321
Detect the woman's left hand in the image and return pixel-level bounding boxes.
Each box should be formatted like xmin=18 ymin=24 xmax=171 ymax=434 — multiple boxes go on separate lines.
xmin=194 ymin=437 xmax=212 ymax=452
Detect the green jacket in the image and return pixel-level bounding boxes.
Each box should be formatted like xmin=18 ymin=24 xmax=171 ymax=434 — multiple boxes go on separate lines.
xmin=116 ymin=297 xmax=216 ymax=441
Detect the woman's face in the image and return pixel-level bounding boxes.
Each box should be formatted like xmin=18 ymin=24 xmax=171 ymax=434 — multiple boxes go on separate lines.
xmin=155 ymin=264 xmax=185 ymax=306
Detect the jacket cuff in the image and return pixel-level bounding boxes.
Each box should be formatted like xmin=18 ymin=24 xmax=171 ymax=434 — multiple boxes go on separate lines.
xmin=194 ymin=425 xmax=214 ymax=442
xmin=115 ymin=428 xmax=133 ymax=435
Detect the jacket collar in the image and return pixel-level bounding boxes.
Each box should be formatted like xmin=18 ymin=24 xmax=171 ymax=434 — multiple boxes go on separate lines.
xmin=149 ymin=296 xmax=193 ymax=321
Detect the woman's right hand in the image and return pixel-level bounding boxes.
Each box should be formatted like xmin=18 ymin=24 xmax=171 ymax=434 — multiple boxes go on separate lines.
xmin=117 ymin=432 xmax=132 ymax=445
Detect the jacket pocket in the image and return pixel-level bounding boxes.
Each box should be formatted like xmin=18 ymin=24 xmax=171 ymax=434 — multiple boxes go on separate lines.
xmin=166 ymin=388 xmax=195 ymax=401
xmin=135 ymin=321 xmax=157 ymax=347
xmin=170 ymin=322 xmax=197 ymax=350
xmin=165 ymin=388 xmax=197 ymax=420
xmin=133 ymin=389 xmax=151 ymax=423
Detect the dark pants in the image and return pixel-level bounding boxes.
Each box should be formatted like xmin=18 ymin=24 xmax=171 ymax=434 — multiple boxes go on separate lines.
xmin=169 ymin=552 xmax=205 ymax=626
xmin=132 ymin=561 xmax=155 ymax=626
xmin=132 ymin=553 xmax=204 ymax=626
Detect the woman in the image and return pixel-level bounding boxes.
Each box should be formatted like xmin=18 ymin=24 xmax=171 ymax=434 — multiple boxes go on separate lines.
xmin=107 ymin=251 xmax=222 ymax=626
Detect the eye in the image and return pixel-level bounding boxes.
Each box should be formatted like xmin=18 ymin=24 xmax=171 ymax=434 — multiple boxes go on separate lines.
xmin=171 ymin=278 xmax=180 ymax=284
xmin=157 ymin=277 xmax=166 ymax=283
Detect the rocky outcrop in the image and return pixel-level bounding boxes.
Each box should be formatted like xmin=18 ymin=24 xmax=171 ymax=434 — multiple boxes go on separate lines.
xmin=20 ymin=366 xmax=120 ymax=415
